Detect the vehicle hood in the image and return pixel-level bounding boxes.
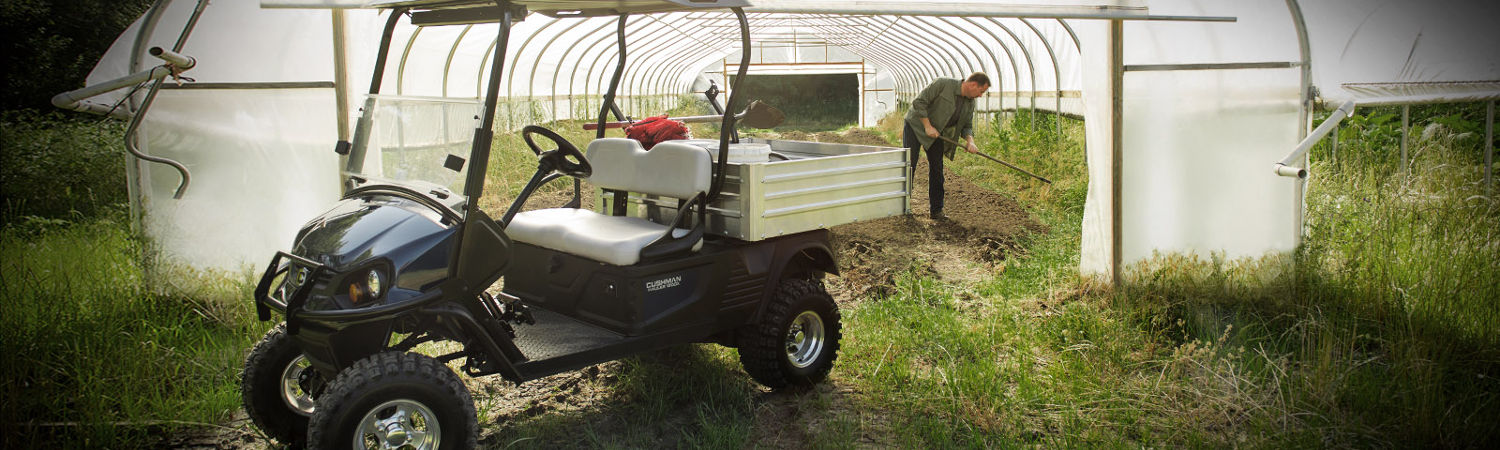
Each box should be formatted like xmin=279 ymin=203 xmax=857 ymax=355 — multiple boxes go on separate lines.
xmin=291 ymin=195 xmax=455 ymax=270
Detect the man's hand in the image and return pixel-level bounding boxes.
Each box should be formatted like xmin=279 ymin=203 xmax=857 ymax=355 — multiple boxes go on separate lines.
xmin=924 ymin=124 xmax=940 ymax=138
xmin=965 ymin=140 xmax=980 ymax=154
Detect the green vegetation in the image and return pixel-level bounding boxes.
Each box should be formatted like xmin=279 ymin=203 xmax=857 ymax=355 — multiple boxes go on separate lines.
xmin=835 ymin=106 xmax=1499 ymax=447
xmin=1 ymin=112 xmax=266 ymax=446
xmin=729 ymin=74 xmax=861 ymax=132
xmin=0 ymin=211 xmax=266 ymax=446
xmin=1 ymin=111 xmax=130 ymax=221
xmin=4 ymin=90 xmax=1495 ymax=447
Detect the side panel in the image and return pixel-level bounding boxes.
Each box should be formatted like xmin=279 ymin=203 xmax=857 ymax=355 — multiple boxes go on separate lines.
xmin=502 ymin=243 xmax=730 ymax=336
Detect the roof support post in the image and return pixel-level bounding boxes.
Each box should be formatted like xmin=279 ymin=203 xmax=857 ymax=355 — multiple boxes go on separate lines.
xmin=1286 ymin=0 xmax=1313 ymax=242
xmin=1488 ymin=100 xmax=1494 ymax=195
xmin=1110 ymin=19 xmax=1124 ymax=287
xmin=462 ymin=4 xmax=514 ymax=204
xmin=988 ymin=18 xmax=1039 ymax=131
xmin=1020 ymin=18 xmax=1063 ymax=144
xmin=1401 ymin=104 xmax=1409 ymax=173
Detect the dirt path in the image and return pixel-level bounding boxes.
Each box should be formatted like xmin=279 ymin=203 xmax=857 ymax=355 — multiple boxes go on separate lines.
xmin=184 ymin=128 xmax=1043 ymax=449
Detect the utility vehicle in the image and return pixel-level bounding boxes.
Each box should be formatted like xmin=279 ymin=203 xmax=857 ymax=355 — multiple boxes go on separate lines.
xmin=241 ymin=1 xmax=909 ymax=448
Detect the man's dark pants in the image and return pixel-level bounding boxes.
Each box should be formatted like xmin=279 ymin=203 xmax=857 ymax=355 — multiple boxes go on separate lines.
xmin=903 ymin=123 xmax=947 ymax=215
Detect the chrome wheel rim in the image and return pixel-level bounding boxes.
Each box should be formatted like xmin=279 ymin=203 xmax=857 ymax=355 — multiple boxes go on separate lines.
xmin=279 ymin=355 xmax=316 ymax=416
xmin=785 ymin=310 xmax=825 ymax=369
xmin=355 ymin=399 xmax=441 ymax=450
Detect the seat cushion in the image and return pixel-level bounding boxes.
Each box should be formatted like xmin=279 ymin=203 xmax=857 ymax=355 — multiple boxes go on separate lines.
xmin=586 ymin=138 xmax=711 ymax=199
xmin=506 ymin=208 xmax=697 ymax=266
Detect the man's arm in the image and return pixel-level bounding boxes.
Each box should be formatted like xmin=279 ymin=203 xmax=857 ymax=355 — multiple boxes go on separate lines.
xmin=961 ymin=120 xmax=977 ymax=153
xmin=912 ymin=81 xmax=943 ymax=137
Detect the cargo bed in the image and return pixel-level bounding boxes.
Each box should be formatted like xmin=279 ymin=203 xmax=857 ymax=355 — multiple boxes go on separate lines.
xmin=600 ymin=138 xmax=910 ymax=240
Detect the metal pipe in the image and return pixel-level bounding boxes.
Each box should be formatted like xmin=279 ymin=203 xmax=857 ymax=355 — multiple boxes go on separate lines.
xmin=1275 ymin=100 xmax=1356 ymax=178
xmin=1110 ymin=19 xmax=1123 ymax=287
xmin=148 ymin=47 xmax=195 ymax=69
xmin=1487 ymin=100 xmax=1494 ymax=194
xmin=121 ymin=0 xmax=211 ymax=200
xmin=461 ymin=4 xmax=514 ymax=206
xmin=1019 ymin=18 xmax=1062 ymax=138
xmin=709 ymin=7 xmax=751 ymax=203
xmin=332 ymin=9 xmax=352 ymax=142
xmin=346 ymin=9 xmax=408 ymax=174
xmin=1401 ymin=104 xmax=1409 ymax=173
xmin=596 ymin=14 xmax=629 ymax=138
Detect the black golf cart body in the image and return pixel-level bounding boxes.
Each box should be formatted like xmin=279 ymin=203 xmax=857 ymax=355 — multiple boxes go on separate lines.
xmin=243 ymin=0 xmax=907 ymax=447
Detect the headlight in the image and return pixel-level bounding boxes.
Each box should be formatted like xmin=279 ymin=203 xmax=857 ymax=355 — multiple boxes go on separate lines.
xmin=347 ymin=268 xmax=387 ymax=305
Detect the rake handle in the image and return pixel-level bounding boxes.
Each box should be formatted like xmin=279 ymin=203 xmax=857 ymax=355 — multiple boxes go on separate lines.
xmin=935 ymin=135 xmax=1052 ymax=184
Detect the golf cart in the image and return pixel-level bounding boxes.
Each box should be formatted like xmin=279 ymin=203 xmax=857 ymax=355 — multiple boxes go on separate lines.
xmin=241 ymin=0 xmax=908 ymax=448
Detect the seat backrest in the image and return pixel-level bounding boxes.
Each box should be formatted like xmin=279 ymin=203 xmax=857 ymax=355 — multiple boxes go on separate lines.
xmin=586 ymin=138 xmax=710 ymax=199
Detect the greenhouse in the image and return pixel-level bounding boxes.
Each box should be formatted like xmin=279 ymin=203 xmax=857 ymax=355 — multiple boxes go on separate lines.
xmin=62 ymin=0 xmax=1499 ymax=282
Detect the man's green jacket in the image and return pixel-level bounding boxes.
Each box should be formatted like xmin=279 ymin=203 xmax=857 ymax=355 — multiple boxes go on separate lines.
xmin=904 ymin=77 xmax=975 ymax=160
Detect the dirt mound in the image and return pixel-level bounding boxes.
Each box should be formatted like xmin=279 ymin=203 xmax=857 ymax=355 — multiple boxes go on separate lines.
xmin=828 ymin=158 xmax=1043 ymax=299
xmin=762 ymin=128 xmax=898 ymax=148
xmin=529 ymin=131 xmax=1046 ymax=301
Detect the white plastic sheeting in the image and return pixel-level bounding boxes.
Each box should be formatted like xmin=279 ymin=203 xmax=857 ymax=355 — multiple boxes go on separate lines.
xmin=1079 ymin=0 xmax=1306 ymax=275
xmin=77 ymin=0 xmax=1500 ymax=278
xmin=1300 ymin=0 xmax=1500 ymax=106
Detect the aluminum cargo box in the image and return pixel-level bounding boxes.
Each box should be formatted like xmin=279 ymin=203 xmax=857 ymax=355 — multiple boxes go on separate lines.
xmin=599 ymin=138 xmax=910 ymax=241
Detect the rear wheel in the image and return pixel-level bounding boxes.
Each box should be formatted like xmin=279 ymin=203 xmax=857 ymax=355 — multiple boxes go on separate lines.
xmin=308 ymin=352 xmax=477 ymax=450
xmin=738 ymin=278 xmax=842 ymax=388
xmin=241 ymin=323 xmax=315 ymax=448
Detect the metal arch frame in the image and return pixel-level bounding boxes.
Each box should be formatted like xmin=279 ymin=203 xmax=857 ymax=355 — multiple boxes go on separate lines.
xmin=790 ymin=18 xmax=916 ymax=87
xmin=742 ymin=17 xmax=903 ymax=91
xmin=503 ymin=16 xmax=563 ymax=100
xmin=934 ymin=17 xmax=1006 ymax=113
xmin=960 ymin=17 xmax=1023 ymax=114
xmin=837 ymin=15 xmax=946 ymax=94
xmin=549 ymin=17 xmax=615 ymax=120
xmin=524 ymin=16 xmax=595 ymax=118
xmin=879 ymin=17 xmax=964 ymax=87
xmin=790 ymin=18 xmax=923 ymax=96
xmin=829 ymin=15 xmax=947 ymax=99
xmin=638 ymin=12 xmax=734 ymax=104
xmin=904 ymin=16 xmax=989 ymax=85
xmin=1020 ymin=18 xmax=1063 ymax=137
xmin=440 ymin=24 xmax=474 ymax=97
xmin=987 ymin=17 xmax=1040 ymax=129
xmin=475 ymin=27 xmax=498 ymax=99
xmin=578 ymin=15 xmax=655 ymax=116
xmin=620 ymin=12 xmax=722 ymax=112
xmin=1056 ymin=18 xmax=1085 ymax=114
xmin=633 ymin=11 xmax=732 ymax=105
xmin=394 ymin=25 xmax=425 ymax=95
xmin=798 ymin=16 xmax=922 ymax=94
xmin=572 ymin=15 xmax=649 ymax=117
xmin=617 ymin=17 xmax=686 ymax=111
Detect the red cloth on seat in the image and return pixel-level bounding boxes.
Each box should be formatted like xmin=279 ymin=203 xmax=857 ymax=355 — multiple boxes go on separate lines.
xmin=625 ymin=115 xmax=688 ymax=150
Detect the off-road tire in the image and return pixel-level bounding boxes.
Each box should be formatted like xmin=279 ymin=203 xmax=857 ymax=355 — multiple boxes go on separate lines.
xmin=738 ymin=278 xmax=842 ymax=388
xmin=241 ymin=323 xmax=311 ymax=448
xmin=308 ymin=352 xmax=477 ymax=450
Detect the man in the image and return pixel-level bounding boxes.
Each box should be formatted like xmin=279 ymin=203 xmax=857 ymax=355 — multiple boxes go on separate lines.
xmin=904 ymin=72 xmax=989 ymax=220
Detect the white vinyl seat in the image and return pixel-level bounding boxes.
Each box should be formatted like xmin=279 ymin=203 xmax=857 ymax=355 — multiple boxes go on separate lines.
xmin=506 ymin=138 xmax=710 ymax=266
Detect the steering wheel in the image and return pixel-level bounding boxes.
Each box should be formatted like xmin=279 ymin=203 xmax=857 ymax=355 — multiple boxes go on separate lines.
xmin=521 ymin=125 xmax=591 ymax=178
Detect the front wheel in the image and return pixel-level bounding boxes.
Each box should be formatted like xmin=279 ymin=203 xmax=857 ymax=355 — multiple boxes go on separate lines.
xmin=308 ymin=352 xmax=477 ymax=450
xmin=241 ymin=323 xmax=316 ymax=447
xmin=738 ymin=278 xmax=842 ymax=389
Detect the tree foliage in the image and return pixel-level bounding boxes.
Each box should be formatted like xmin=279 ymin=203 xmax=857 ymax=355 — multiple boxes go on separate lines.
xmin=1 ymin=0 xmax=154 ymax=110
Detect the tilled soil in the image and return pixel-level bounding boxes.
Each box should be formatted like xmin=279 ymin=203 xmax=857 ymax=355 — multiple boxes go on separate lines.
xmin=190 ymin=128 xmax=1043 ymax=449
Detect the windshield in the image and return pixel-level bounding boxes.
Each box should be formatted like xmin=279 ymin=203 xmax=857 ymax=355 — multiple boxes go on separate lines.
xmin=349 ymin=95 xmax=481 ymax=207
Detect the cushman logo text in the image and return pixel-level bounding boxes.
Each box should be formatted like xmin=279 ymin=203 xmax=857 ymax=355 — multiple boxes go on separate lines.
xmin=646 ymin=275 xmax=682 ymax=292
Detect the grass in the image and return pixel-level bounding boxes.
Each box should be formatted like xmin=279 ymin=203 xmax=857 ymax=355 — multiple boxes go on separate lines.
xmin=826 ymin=107 xmax=1500 ymax=447
xmin=4 ymin=99 xmax=1495 ymax=447
xmin=0 ymin=211 xmax=267 ymax=446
